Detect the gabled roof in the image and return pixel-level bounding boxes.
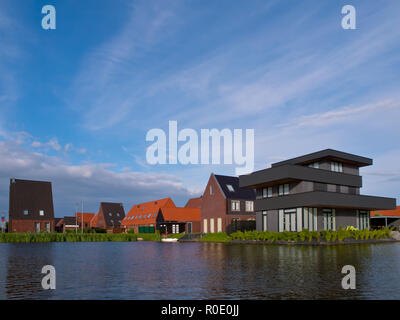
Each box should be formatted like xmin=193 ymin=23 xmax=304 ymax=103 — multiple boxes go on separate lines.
xmin=99 ymin=202 xmax=125 ymax=227
xmin=371 ymin=206 xmax=400 ymax=217
xmin=159 ymin=207 xmax=200 ymax=222
xmin=122 ymin=198 xmax=175 ymax=226
xmin=75 ymin=212 xmax=95 ymax=223
xmin=185 ymin=196 xmax=202 ymax=209
xmin=214 ymin=174 xmax=256 ymax=200
xmin=90 ymin=212 xmax=99 ymax=228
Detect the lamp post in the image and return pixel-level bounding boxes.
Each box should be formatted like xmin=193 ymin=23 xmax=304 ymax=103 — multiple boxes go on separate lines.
xmin=81 ymin=200 xmax=84 ymax=234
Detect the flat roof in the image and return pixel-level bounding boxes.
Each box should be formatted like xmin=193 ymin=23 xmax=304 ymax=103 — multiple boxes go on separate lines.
xmin=271 ymin=149 xmax=372 ymax=168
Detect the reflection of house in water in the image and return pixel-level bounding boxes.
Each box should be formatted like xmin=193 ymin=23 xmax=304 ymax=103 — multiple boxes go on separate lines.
xmin=371 ymin=206 xmax=400 ymax=229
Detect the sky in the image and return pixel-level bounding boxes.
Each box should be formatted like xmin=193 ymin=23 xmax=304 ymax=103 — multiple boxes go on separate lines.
xmin=0 ymin=0 xmax=399 ymax=217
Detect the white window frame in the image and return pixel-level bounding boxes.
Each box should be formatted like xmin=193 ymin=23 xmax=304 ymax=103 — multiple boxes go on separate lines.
xmin=245 ymin=201 xmax=254 ymax=212
xmin=39 ymin=210 xmax=45 ymax=216
xmin=203 ymin=219 xmax=208 ymax=233
xmin=217 ymin=218 xmax=222 ymax=232
xmin=210 ymin=218 xmax=215 ymax=233
xmin=231 ymin=200 xmax=240 ymax=211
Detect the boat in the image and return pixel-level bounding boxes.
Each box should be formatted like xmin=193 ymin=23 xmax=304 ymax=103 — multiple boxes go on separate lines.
xmin=161 ymin=238 xmax=178 ymax=242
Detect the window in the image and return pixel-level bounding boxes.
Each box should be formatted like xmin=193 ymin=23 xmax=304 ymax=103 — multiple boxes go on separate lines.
xmin=323 ymin=208 xmax=336 ymax=230
xmin=203 ymin=219 xmax=208 ymax=233
xmin=340 ymin=185 xmax=349 ymax=193
xmin=279 ymin=209 xmax=297 ymax=232
xmin=210 ymin=218 xmax=215 ymax=233
xmin=308 ymin=162 xmax=319 ymax=169
xmin=24 ymin=210 xmax=29 ymax=216
xmin=210 ymin=185 xmax=214 ymax=195
xmin=108 ymin=213 xmax=112 ymax=216
xmin=303 ymin=208 xmax=318 ymax=231
xmin=110 ymin=219 xmax=114 ymax=224
xmin=45 ymin=223 xmax=50 ymax=232
xmin=34 ymin=222 xmax=40 ymax=233
xmin=262 ymin=187 xmax=273 ymax=198
xmin=278 ymin=184 xmax=289 ymax=196
xmin=231 ymin=200 xmax=240 ymax=211
xmin=358 ymin=210 xmax=369 ymax=230
xmin=227 ymin=184 xmax=234 ymax=192
xmin=39 ymin=210 xmax=45 ymax=216
xmin=217 ymin=218 xmax=222 ymax=232
xmin=331 ymin=161 xmax=343 ymax=172
xmin=262 ymin=211 xmax=268 ymax=231
xmin=245 ymin=201 xmax=254 ymax=212
xmin=116 ymin=213 xmax=120 ymax=217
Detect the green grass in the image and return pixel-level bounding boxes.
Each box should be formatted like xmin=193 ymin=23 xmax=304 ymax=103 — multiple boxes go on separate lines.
xmin=199 ymin=232 xmax=231 ymax=242
xmin=229 ymin=228 xmax=393 ymax=243
xmin=0 ymin=232 xmax=138 ymax=243
xmin=135 ymin=231 xmax=162 ymax=242
xmin=167 ymin=233 xmax=185 ymax=239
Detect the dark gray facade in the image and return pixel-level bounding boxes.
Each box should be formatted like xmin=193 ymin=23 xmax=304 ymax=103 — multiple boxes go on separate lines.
xmin=240 ymin=149 xmax=396 ymax=232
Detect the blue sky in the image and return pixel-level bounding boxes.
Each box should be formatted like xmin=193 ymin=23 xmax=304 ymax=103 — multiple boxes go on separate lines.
xmin=0 ymin=0 xmax=399 ymax=217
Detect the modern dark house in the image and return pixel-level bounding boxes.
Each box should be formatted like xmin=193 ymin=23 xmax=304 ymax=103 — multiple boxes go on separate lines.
xmin=90 ymin=202 xmax=125 ymax=232
xmin=200 ymin=174 xmax=256 ymax=234
xmin=239 ymin=149 xmax=397 ymax=232
xmin=9 ymin=178 xmax=55 ymax=232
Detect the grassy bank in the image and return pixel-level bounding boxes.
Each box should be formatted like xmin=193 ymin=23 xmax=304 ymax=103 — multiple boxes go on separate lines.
xmin=0 ymin=232 xmax=138 ymax=243
xmin=195 ymin=228 xmax=394 ymax=243
xmin=230 ymin=228 xmax=393 ymax=243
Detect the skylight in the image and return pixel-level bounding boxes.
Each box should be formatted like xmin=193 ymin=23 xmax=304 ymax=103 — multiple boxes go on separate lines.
xmin=227 ymin=184 xmax=235 ymax=192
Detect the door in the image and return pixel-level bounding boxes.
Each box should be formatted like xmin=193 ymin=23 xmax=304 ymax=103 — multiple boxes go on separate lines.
xmin=188 ymin=222 xmax=192 ymax=233
xmin=34 ymin=222 xmax=40 ymax=233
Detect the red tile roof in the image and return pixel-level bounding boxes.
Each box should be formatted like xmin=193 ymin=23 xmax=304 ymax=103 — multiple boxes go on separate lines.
xmin=75 ymin=212 xmax=95 ymax=223
xmin=185 ymin=196 xmax=202 ymax=209
xmin=121 ymin=198 xmax=175 ymax=227
xmin=90 ymin=212 xmax=99 ymax=228
xmin=371 ymin=206 xmax=400 ymax=217
xmin=160 ymin=207 xmax=200 ymax=222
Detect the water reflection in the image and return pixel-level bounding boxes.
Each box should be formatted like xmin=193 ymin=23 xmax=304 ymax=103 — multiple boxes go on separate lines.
xmin=0 ymin=242 xmax=399 ymax=300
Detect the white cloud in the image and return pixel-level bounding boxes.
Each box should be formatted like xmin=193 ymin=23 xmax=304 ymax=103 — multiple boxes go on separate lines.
xmin=0 ymin=141 xmax=194 ymax=216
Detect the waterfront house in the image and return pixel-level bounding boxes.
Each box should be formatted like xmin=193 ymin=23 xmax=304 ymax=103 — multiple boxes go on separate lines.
xmin=57 ymin=216 xmax=79 ymax=232
xmin=121 ymin=198 xmax=200 ymax=234
xmin=370 ymin=206 xmax=400 ymax=229
xmin=121 ymin=198 xmax=176 ymax=233
xmin=75 ymin=212 xmax=95 ymax=229
xmin=90 ymin=202 xmax=125 ymax=232
xmin=157 ymin=207 xmax=201 ymax=234
xmin=239 ymin=149 xmax=397 ymax=232
xmin=9 ymin=178 xmax=55 ymax=232
xmin=200 ymin=174 xmax=256 ymax=234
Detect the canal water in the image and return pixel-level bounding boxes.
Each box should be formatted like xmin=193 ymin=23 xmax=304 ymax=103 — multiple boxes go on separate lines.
xmin=0 ymin=242 xmax=399 ymax=299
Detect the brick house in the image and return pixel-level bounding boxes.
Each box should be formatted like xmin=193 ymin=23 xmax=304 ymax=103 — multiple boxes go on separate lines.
xmin=90 ymin=202 xmax=125 ymax=232
xmin=185 ymin=196 xmax=202 ymax=209
xmin=75 ymin=212 xmax=95 ymax=229
xmin=121 ymin=198 xmax=176 ymax=233
xmin=9 ymin=178 xmax=55 ymax=232
xmin=200 ymin=174 xmax=256 ymax=234
xmin=157 ymin=207 xmax=201 ymax=234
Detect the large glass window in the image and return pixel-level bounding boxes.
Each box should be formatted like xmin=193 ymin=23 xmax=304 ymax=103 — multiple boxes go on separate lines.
xmin=303 ymin=208 xmax=318 ymax=231
xmin=278 ymin=184 xmax=289 ymax=196
xmin=358 ymin=210 xmax=369 ymax=230
xmin=323 ymin=208 xmax=336 ymax=230
xmin=308 ymin=162 xmax=319 ymax=168
xmin=331 ymin=161 xmax=343 ymax=172
xmin=263 ymin=187 xmax=273 ymax=198
xmin=279 ymin=208 xmax=297 ymax=232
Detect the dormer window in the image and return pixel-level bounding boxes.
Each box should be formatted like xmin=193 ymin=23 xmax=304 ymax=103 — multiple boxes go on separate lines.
xmin=39 ymin=210 xmax=45 ymax=216
xmin=227 ymin=184 xmax=234 ymax=192
xmin=331 ymin=161 xmax=343 ymax=172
